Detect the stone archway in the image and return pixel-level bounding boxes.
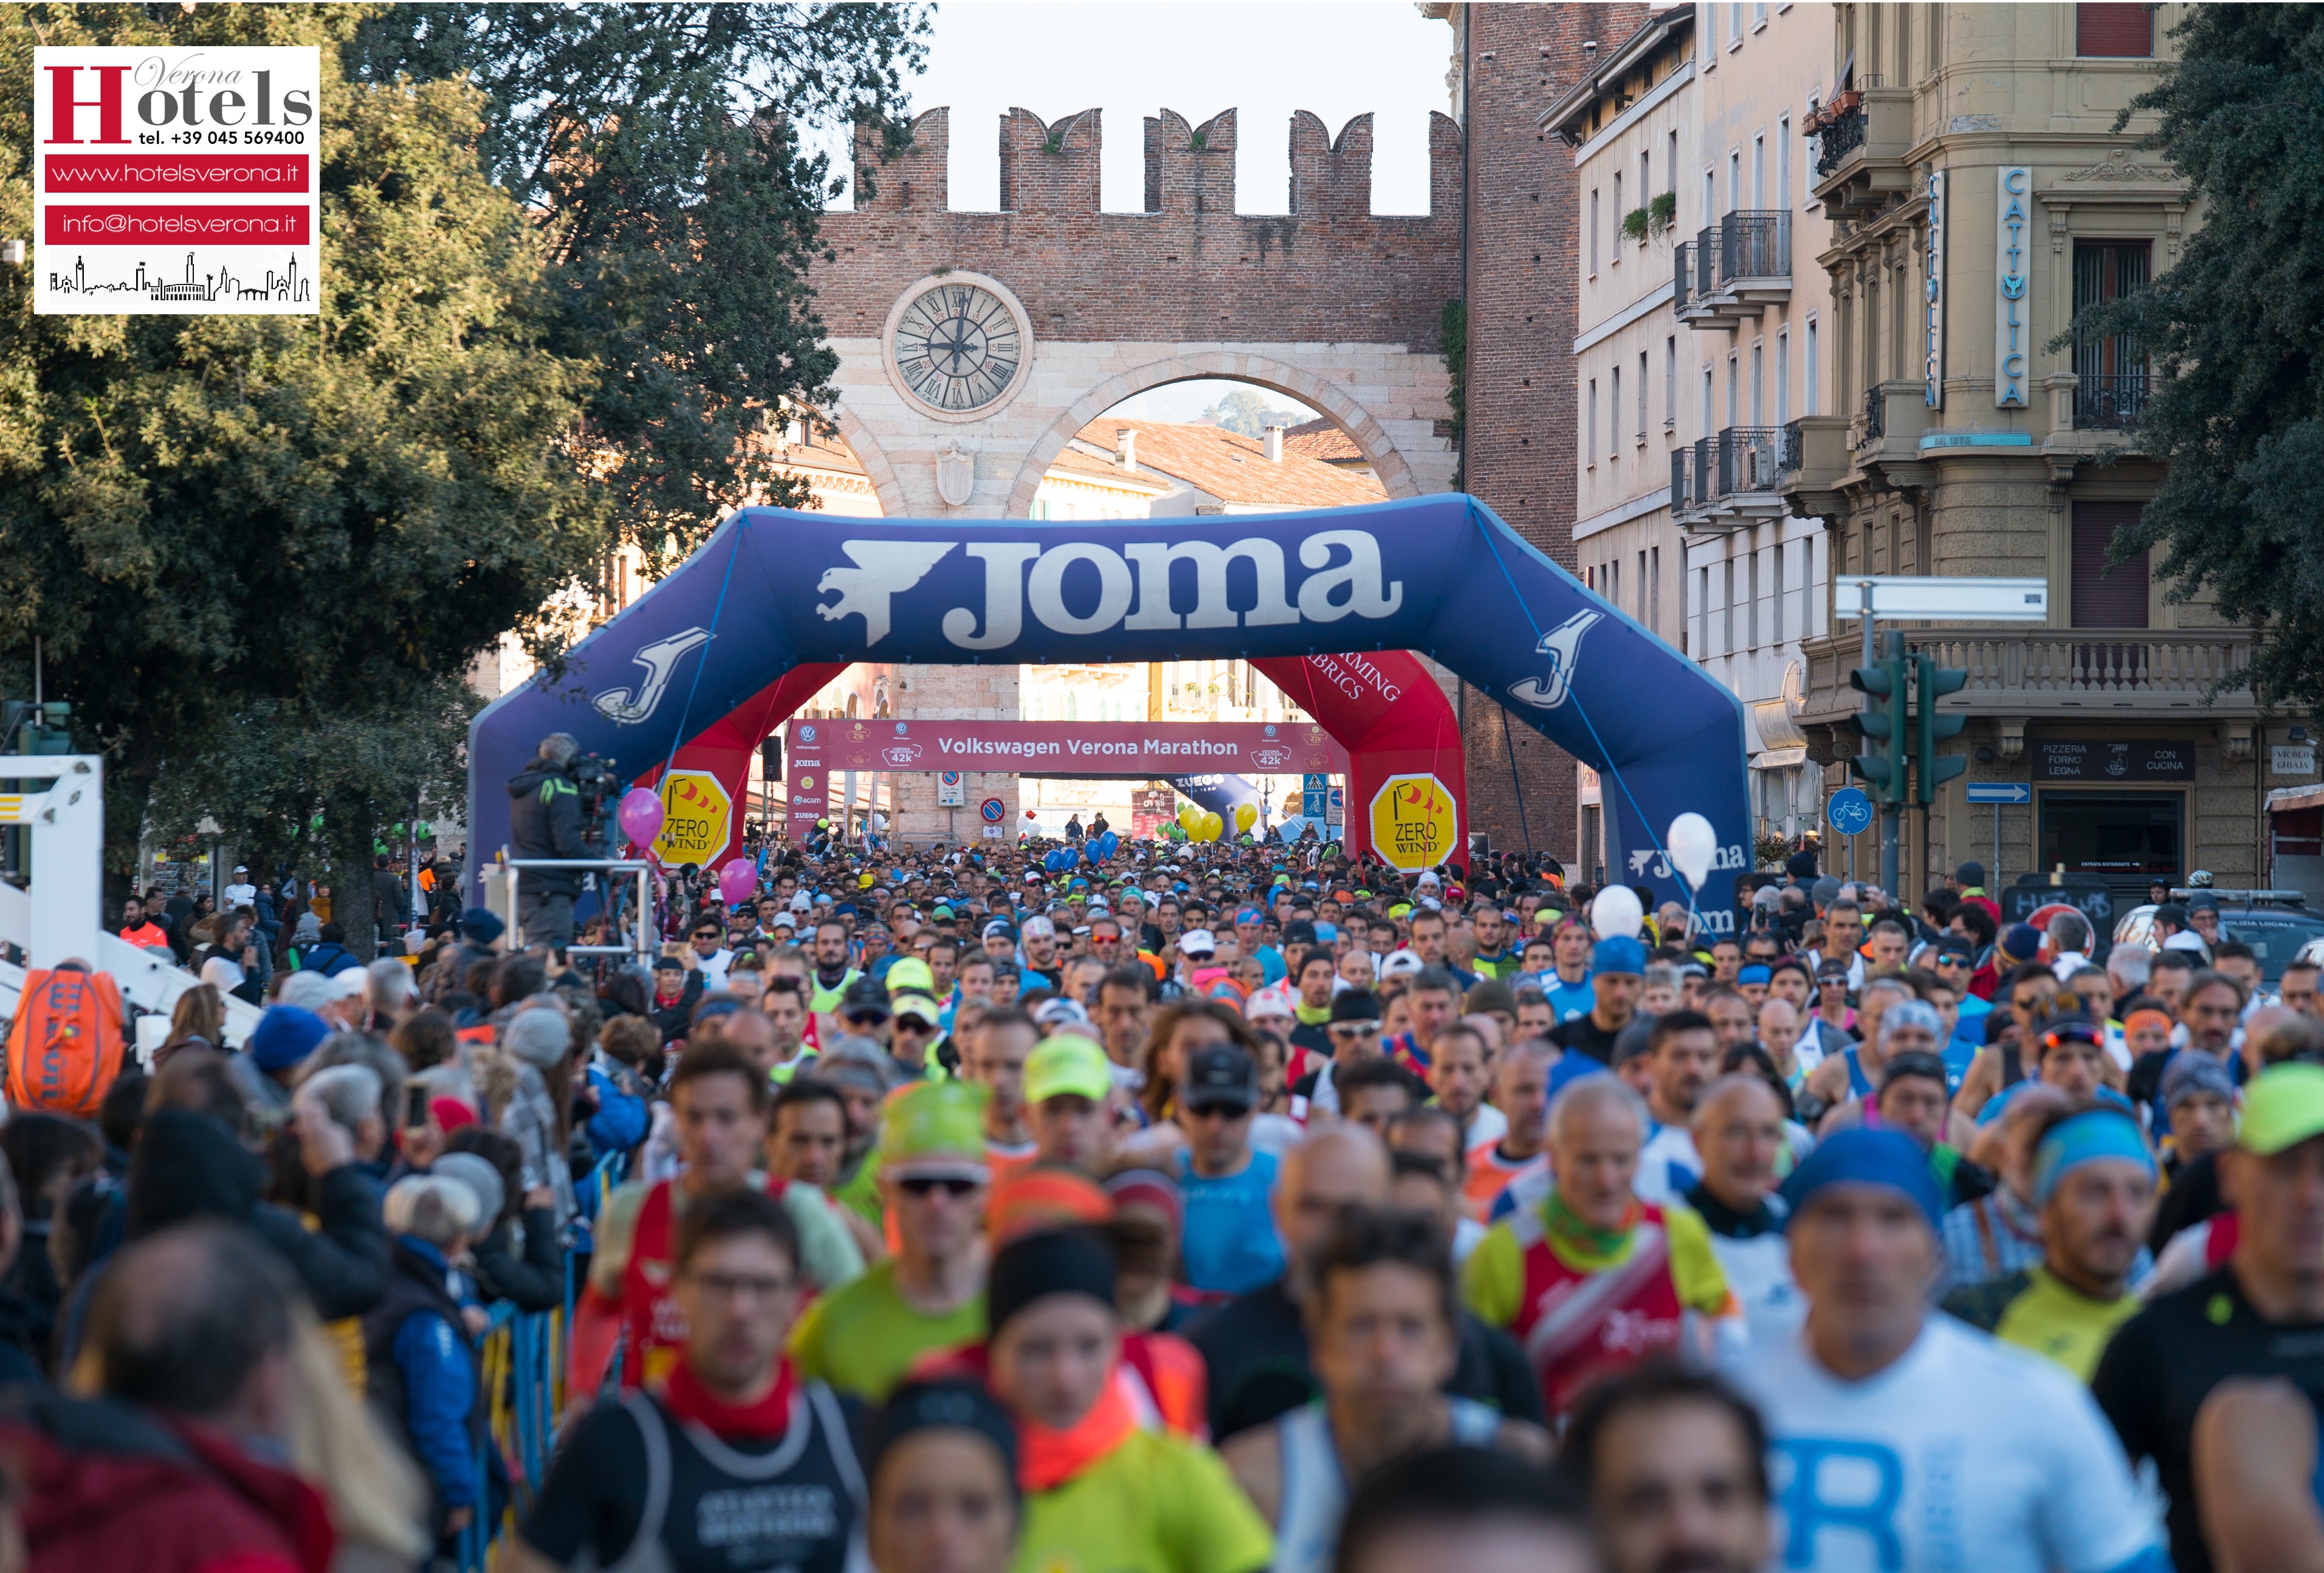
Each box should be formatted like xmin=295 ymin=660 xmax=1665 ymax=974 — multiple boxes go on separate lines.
xmin=1001 ymin=349 xmax=1435 ymax=518
xmin=824 ymin=402 xmax=910 ymax=518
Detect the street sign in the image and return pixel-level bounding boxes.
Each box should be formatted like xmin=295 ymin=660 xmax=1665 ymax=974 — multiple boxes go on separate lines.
xmin=1834 ymin=576 xmax=2049 ymax=622
xmin=1965 ymin=782 xmax=2032 ymax=804
xmin=1369 ymin=774 xmax=1459 ymax=870
xmin=1826 ymin=786 xmax=1874 ymax=836
xmin=937 ymin=770 xmax=966 ymax=807
xmin=1327 ymin=786 xmax=1344 ymax=827
xmin=978 ymin=797 xmax=1006 ymax=824
xmin=653 ymin=769 xmax=732 ymax=866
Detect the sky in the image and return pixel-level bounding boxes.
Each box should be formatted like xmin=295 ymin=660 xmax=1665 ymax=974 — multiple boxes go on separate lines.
xmin=823 ymin=2 xmax=1458 ymax=422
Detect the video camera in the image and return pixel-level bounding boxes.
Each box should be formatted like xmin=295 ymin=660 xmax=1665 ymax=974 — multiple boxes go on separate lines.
xmin=569 ymin=751 xmax=619 ymax=852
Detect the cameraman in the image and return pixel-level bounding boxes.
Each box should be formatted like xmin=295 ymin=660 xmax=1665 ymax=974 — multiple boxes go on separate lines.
xmin=507 ymin=732 xmax=596 ymax=947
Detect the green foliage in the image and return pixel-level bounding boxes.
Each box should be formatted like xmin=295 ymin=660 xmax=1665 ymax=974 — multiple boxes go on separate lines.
xmin=348 ymin=2 xmax=930 ymax=570
xmin=0 ymin=4 xmax=603 ymax=943
xmin=1440 ymin=298 xmax=1467 ymax=479
xmin=1199 ymin=388 xmax=1314 ymax=438
xmin=1621 ymin=207 xmax=1650 ymax=243
xmin=1648 ymin=190 xmax=1677 ymax=235
xmin=2071 ymin=4 xmax=2324 ymax=714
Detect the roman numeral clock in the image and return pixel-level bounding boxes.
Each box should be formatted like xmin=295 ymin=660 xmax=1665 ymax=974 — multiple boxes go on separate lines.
xmin=882 ymin=272 xmax=1036 ymax=422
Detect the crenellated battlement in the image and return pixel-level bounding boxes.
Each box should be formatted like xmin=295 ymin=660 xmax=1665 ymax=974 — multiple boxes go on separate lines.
xmin=827 ymin=106 xmax=1463 ymax=349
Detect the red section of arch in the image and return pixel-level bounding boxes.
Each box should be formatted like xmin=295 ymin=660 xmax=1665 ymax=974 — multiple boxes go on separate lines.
xmin=1251 ymin=654 xmax=1465 ymax=863
xmin=647 ymin=652 xmax=1465 ymax=866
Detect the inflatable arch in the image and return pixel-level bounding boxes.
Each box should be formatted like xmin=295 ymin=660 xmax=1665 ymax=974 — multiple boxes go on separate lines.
xmin=467 ymin=495 xmax=1752 ymax=920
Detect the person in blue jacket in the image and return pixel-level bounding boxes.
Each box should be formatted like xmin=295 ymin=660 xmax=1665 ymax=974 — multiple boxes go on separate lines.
xmin=363 ymin=1175 xmax=483 ymax=1545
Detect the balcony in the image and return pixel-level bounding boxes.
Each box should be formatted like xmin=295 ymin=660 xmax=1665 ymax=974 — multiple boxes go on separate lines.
xmin=1798 ymin=625 xmax=2260 ymax=728
xmin=1675 ymin=211 xmax=1793 ymax=326
xmin=2075 ymin=371 xmax=2152 ymax=432
xmin=1673 ymin=427 xmax=1792 ymax=529
xmin=1778 ymin=415 xmax=1855 ymax=519
xmin=1807 ymin=78 xmax=1914 ymax=221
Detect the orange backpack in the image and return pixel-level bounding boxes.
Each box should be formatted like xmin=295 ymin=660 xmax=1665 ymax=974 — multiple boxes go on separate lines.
xmin=5 ymin=967 xmax=128 ymax=1119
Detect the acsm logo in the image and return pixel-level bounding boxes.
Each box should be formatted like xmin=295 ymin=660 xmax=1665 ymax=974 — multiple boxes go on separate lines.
xmin=815 ymin=531 xmax=1404 ymax=650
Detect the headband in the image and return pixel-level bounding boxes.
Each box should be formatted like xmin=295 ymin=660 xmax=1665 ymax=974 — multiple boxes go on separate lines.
xmin=2030 ymin=1111 xmax=2155 ymax=1208
xmin=2124 ymin=1007 xmax=2173 ymax=1036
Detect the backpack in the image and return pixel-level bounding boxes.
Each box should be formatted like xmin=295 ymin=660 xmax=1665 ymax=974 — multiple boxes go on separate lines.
xmin=4 ymin=968 xmax=128 ymax=1118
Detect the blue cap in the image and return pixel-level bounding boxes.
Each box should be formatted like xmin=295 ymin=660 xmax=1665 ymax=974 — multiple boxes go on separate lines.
xmin=1590 ymin=935 xmax=1646 ymax=976
xmin=1314 ymin=921 xmax=1339 ymax=943
xmin=1778 ymin=1127 xmax=1944 ymax=1232
xmin=459 ymin=906 xmax=504 ymax=944
xmin=1738 ymin=963 xmax=1772 ymax=985
xmin=249 ymin=1005 xmax=331 ymax=1073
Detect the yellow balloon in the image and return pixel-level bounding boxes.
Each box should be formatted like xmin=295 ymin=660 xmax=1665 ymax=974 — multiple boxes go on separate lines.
xmin=1200 ymin=811 xmax=1225 ymax=842
xmin=1234 ymin=802 xmax=1258 ymax=833
xmin=1178 ymin=803 xmax=1203 ymax=830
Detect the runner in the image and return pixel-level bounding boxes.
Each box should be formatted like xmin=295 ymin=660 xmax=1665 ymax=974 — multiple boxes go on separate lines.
xmin=1734 ymin=1128 xmax=2164 ymax=1573
xmin=1461 ymin=1037 xmax=1554 ymax=1221
xmin=1175 ymin=1043 xmax=1287 ymax=1296
xmin=1635 ymin=1010 xmax=1716 ymax=1204
xmin=1219 ymin=1206 xmax=1550 ymax=1573
xmin=963 ymin=1007 xmax=1040 ymax=1183
xmin=1683 ymin=1074 xmax=1802 ymax=1354
xmin=790 ymin=1081 xmax=990 ymax=1402
xmin=1563 ymin=1365 xmax=1773 ymax=1573
xmin=574 ymin=1044 xmax=864 ymax=1394
xmin=1023 ymin=1031 xmax=1118 ymax=1176
xmin=517 ymin=1189 xmax=868 ymax=1573
xmin=1943 ymin=1103 xmax=2156 ymax=1379
xmin=862 ymin=1380 xmax=1022 ymax=1573
xmin=1461 ymin=1076 xmax=1736 ymax=1422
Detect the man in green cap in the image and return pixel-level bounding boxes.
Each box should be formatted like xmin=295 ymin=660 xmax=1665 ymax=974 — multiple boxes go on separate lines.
xmin=1025 ymin=1031 xmax=1117 ymax=1177
xmin=789 ymin=1079 xmax=989 ymax=1402
xmin=2096 ymin=1063 xmax=2324 ymax=1573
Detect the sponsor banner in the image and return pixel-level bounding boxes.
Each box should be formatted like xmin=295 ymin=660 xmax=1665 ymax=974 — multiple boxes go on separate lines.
xmin=784 ymin=718 xmax=1347 ymax=777
xmin=35 ymin=45 xmax=320 ymax=314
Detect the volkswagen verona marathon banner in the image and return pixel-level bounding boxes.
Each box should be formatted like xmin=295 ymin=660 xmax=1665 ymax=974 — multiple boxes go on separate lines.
xmin=783 ymin=718 xmax=1350 ymax=838
xmin=34 ymin=46 xmax=320 ymax=315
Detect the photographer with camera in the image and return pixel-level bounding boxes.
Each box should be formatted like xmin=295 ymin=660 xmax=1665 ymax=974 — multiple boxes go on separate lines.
xmin=507 ymin=732 xmax=602 ymax=948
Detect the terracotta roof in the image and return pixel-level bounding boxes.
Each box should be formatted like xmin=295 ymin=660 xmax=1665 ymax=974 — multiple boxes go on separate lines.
xmin=1281 ymin=416 xmax=1367 ymax=466
xmin=1070 ymin=419 xmax=1387 ymax=509
xmin=1045 ymin=445 xmax=1174 ymax=491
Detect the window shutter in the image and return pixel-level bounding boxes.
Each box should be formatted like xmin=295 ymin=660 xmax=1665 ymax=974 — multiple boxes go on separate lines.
xmin=2077 ymin=4 xmax=2152 ymax=57
xmin=2071 ymin=501 xmax=2150 ymax=628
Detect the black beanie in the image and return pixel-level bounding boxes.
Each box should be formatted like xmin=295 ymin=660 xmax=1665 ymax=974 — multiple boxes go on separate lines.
xmin=870 ymin=1380 xmax=1020 ymax=1498
xmin=986 ymin=1226 xmax=1116 ymax=1337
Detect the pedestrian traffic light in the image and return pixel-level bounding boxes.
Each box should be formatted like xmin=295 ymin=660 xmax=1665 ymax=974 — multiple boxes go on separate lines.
xmin=1848 ymin=633 xmax=1910 ymax=805
xmin=1913 ymin=653 xmax=1968 ymax=803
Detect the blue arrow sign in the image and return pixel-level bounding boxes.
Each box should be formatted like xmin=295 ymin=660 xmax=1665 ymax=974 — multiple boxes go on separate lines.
xmin=1965 ymin=783 xmax=2031 ymax=804
xmin=1826 ymin=786 xmax=1875 ymax=836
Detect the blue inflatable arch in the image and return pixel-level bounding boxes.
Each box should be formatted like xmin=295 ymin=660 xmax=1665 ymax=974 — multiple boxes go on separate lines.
xmin=467 ymin=495 xmax=1753 ymax=922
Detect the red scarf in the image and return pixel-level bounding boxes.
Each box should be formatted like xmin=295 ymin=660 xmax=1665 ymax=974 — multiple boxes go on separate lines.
xmin=916 ymin=1343 xmax=1140 ymax=1492
xmin=659 ymin=1357 xmax=797 ymax=1441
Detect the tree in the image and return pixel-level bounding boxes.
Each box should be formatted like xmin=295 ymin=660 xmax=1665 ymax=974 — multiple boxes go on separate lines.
xmin=346 ymin=2 xmax=930 ymax=570
xmin=2077 ymin=5 xmax=2324 ymax=714
xmin=0 ymin=6 xmax=607 ymax=957
xmin=1199 ymin=387 xmax=1316 ymax=438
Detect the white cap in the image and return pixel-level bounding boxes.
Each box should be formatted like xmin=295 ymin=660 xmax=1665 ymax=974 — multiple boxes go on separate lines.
xmin=1415 ymin=870 xmax=1441 ymax=889
xmin=1380 ymin=948 xmax=1425 ymax=979
xmin=1020 ymin=915 xmax=1056 ymax=940
xmin=2162 ymin=931 xmax=2209 ymax=952
xmin=329 ymin=967 xmax=371 ymax=1000
xmin=1034 ymin=996 xmax=1091 ymax=1029
xmin=1246 ymin=985 xmax=1295 ymax=1022
xmin=789 ymin=893 xmax=812 ymax=912
xmin=1179 ymin=928 xmax=1216 ymax=957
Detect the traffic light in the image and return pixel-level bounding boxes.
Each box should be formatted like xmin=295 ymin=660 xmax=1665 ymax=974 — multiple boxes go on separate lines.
xmin=1848 ymin=632 xmax=1910 ymax=804
xmin=1913 ymin=653 xmax=1968 ymax=803
xmin=0 ymin=700 xmax=69 ymax=755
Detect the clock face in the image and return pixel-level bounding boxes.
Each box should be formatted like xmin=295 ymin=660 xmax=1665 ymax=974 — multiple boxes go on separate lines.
xmin=892 ymin=283 xmax=1024 ymax=413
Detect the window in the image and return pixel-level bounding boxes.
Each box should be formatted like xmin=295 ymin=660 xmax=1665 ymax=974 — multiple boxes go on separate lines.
xmin=1702 ymin=367 xmax=1714 ymax=434
xmin=1755 ymin=0 xmax=1768 ymax=23
xmin=1697 ymin=565 xmax=1712 ymax=655
xmin=2077 ymin=2 xmax=2152 ymax=57
xmin=1612 ymin=173 xmax=1623 ymax=265
xmin=1730 ymin=2 xmax=1742 ymax=43
xmin=2071 ymin=501 xmax=2150 ymax=627
xmin=1752 ymin=134 xmax=1766 ymax=207
xmin=1751 ymin=341 xmax=1765 ymax=424
xmin=1776 ymin=328 xmax=1791 ymax=424
xmin=1637 ymin=551 xmax=1648 ymax=621
xmin=1590 ymin=188 xmax=1601 ymax=274
xmin=1668 ymin=130 xmax=1679 ymax=193
xmin=1772 ymin=542 xmax=1786 ymax=643
xmin=1587 ymin=379 xmax=1598 ymax=465
xmin=1703 ymin=169 xmax=1715 ymax=229
xmin=1726 ymin=353 xmax=1739 ymax=428
xmin=1649 ymin=547 xmax=1662 ymax=636
xmin=1805 ymin=315 xmax=1821 ymax=413
xmin=2074 ymin=239 xmax=2151 ymax=422
xmin=1638 ymin=351 xmax=1650 ymax=439
xmin=1610 ymin=367 xmax=1621 ymax=464
xmin=1610 ymin=559 xmax=1621 ymax=610
xmin=1778 ymin=114 xmax=1792 ymax=207
xmin=1728 ymin=151 xmax=1741 ymax=215
xmin=1723 ymin=560 xmax=1736 ymax=652
xmin=1748 ymin=549 xmax=1761 ymax=649
xmin=1665 ymin=336 xmax=1678 ymax=426
xmin=1640 ymin=150 xmax=1652 ymax=224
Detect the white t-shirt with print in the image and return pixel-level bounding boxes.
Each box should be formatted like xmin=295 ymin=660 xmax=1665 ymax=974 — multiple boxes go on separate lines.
xmin=1731 ymin=1315 xmax=2161 ymax=1573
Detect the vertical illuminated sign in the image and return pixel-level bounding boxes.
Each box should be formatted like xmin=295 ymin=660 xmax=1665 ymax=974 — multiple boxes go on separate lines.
xmin=1924 ymin=170 xmax=1946 ymax=408
xmin=1994 ymin=165 xmax=2030 ymax=408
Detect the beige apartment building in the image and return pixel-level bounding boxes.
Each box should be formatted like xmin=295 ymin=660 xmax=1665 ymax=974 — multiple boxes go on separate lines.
xmin=1773 ymin=1 xmax=2300 ymax=904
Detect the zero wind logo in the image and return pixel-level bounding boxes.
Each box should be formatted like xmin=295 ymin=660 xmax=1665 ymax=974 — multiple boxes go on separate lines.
xmin=815 ymin=530 xmax=1404 ymax=652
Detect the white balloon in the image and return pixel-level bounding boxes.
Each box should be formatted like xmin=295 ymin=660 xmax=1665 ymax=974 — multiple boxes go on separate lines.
xmin=1590 ymin=884 xmax=1645 ymax=941
xmin=1667 ymin=812 xmax=1719 ymax=890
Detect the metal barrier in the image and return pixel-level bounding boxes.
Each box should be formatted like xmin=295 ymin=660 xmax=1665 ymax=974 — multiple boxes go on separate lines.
xmin=457 ymin=1301 xmax=569 ymax=1572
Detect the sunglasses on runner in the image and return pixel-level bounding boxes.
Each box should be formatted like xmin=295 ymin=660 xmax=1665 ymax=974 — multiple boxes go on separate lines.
xmin=1329 ymin=1021 xmax=1381 ymax=1037
xmin=897 ymin=1175 xmax=982 ymax=1197
xmin=1184 ymin=1101 xmax=1253 ymax=1121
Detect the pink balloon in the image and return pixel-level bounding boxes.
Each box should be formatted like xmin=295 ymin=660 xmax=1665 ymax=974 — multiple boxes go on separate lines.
xmin=718 ymin=857 xmax=758 ymax=906
xmin=616 ymin=787 xmax=664 ymax=847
